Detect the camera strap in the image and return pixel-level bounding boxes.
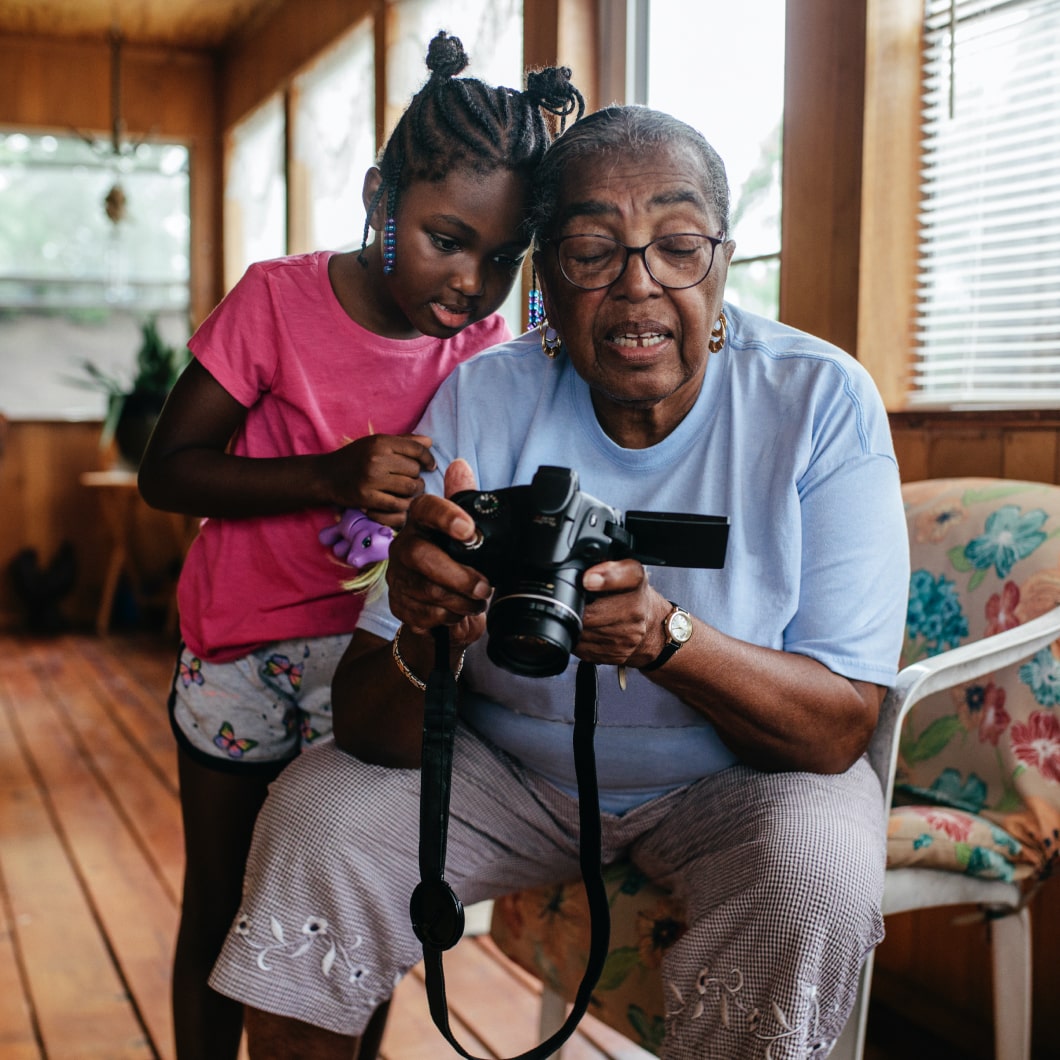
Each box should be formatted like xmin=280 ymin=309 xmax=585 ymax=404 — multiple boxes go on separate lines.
xmin=410 ymin=627 xmax=611 ymax=1060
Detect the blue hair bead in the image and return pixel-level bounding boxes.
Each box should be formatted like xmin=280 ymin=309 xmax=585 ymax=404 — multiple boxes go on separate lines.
xmin=383 ymin=217 xmax=396 ymax=275
xmin=527 ymin=287 xmax=545 ymax=330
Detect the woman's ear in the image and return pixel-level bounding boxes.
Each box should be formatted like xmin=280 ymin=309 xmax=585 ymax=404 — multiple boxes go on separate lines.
xmin=362 ymin=167 xmax=384 ymax=231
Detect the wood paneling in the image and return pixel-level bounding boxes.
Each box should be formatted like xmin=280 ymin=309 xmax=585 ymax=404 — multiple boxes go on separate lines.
xmin=857 ymin=0 xmax=922 ymax=409
xmin=0 ymin=0 xmax=282 ymax=49
xmin=884 ymin=410 xmax=1060 ymax=1060
xmin=874 ymin=889 xmax=1060 ymax=1060
xmin=0 ymin=420 xmax=185 ymax=632
xmin=779 ymin=0 xmax=867 ymax=355
xmin=890 ymin=411 xmax=1060 ymax=486
xmin=523 ymin=0 xmax=599 ymax=114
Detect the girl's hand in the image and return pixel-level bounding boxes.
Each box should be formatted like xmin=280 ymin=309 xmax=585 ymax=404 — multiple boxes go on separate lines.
xmin=325 ymin=433 xmax=435 ymax=527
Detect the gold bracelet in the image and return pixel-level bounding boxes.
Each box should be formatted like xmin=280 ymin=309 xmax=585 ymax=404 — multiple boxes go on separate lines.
xmin=391 ymin=624 xmax=465 ymax=691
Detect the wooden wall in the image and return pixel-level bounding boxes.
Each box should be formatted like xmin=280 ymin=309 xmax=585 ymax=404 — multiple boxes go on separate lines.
xmin=0 ymin=419 xmax=185 ymax=632
xmin=892 ymin=412 xmax=1060 ymax=486
xmin=882 ymin=408 xmax=1060 ymax=1059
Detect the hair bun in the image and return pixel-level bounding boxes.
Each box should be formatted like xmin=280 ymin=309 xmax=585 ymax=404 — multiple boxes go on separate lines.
xmin=526 ymin=66 xmax=585 ymax=122
xmin=426 ymin=30 xmax=470 ymax=79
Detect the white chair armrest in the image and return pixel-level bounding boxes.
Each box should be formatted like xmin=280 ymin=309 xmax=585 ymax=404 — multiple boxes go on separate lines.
xmin=869 ymin=604 xmax=1060 ymax=803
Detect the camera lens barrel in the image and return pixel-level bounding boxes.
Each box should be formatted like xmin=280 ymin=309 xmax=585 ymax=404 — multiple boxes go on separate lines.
xmin=486 ymin=579 xmax=585 ymax=677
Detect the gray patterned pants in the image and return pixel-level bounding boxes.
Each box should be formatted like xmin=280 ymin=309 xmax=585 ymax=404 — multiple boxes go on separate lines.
xmin=210 ymin=724 xmax=885 ymax=1059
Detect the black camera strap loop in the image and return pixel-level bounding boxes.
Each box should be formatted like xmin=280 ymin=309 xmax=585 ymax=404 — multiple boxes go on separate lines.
xmin=410 ymin=627 xmax=611 ymax=1060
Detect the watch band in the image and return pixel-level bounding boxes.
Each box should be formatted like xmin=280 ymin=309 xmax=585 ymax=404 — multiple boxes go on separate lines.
xmin=639 ymin=601 xmax=693 ymax=672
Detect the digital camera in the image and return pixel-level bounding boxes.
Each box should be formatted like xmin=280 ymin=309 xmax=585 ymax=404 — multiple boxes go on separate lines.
xmin=440 ymin=465 xmax=729 ymax=677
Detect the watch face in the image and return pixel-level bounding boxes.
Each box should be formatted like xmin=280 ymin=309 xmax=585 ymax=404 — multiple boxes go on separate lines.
xmin=668 ymin=610 xmax=693 ymax=644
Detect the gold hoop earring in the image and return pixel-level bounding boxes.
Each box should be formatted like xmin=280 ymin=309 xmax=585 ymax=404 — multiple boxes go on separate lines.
xmin=540 ymin=322 xmax=562 ymax=359
xmin=708 ymin=311 xmax=728 ymax=353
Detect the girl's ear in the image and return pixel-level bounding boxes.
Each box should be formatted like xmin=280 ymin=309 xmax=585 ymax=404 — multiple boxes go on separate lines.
xmin=362 ymin=167 xmax=385 ymax=231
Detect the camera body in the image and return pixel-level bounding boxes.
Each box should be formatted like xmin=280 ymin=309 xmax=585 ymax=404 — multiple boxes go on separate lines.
xmin=440 ymin=465 xmax=729 ymax=677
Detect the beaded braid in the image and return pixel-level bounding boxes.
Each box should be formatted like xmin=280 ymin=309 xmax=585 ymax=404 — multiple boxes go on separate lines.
xmin=359 ymin=29 xmax=585 ymax=271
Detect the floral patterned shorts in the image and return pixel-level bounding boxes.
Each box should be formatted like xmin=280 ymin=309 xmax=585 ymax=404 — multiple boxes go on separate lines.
xmin=168 ymin=634 xmax=351 ymax=768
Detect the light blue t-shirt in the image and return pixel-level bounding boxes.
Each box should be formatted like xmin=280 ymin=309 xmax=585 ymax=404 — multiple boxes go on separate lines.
xmin=359 ymin=304 xmax=910 ymax=811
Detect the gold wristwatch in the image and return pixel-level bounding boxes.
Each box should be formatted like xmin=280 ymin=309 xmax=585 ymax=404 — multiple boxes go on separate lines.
xmin=639 ymin=601 xmax=693 ymax=672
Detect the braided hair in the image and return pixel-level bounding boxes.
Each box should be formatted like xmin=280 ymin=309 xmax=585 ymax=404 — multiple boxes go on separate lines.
xmin=360 ymin=30 xmax=585 ymax=257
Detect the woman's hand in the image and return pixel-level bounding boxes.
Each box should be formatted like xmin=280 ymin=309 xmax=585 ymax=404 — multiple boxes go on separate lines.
xmin=576 ymin=560 xmax=669 ymax=667
xmin=384 ymin=459 xmax=490 ymax=645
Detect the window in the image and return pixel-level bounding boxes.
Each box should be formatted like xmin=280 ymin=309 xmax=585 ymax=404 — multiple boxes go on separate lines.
xmin=0 ymin=131 xmax=189 ymax=312
xmin=635 ymin=0 xmax=785 ymax=317
xmin=913 ymin=0 xmax=1060 ymax=408
xmin=387 ymin=0 xmax=524 ymax=103
xmin=0 ymin=130 xmax=190 ymax=419
xmin=224 ymin=95 xmax=287 ymax=289
xmin=292 ymin=20 xmax=376 ymax=253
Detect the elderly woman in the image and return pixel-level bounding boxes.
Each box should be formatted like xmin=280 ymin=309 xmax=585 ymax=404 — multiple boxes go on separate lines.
xmin=209 ymin=106 xmax=909 ymax=1058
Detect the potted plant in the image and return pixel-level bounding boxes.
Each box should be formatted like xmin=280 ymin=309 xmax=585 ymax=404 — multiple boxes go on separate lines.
xmin=76 ymin=316 xmax=190 ymax=467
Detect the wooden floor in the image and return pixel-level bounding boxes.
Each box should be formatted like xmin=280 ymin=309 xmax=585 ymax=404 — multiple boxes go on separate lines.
xmin=0 ymin=629 xmax=972 ymax=1059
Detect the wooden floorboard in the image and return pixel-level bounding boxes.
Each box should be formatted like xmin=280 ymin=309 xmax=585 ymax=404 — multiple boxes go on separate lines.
xmin=0 ymin=629 xmax=968 ymax=1059
xmin=0 ymin=656 xmax=154 ymax=1057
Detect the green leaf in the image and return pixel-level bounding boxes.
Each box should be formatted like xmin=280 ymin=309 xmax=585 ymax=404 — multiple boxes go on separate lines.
xmin=626 ymin=1005 xmax=666 ymax=1049
xmin=906 ymin=715 xmax=963 ymax=762
xmin=948 ymin=546 xmax=972 ymax=572
xmin=962 ymin=486 xmax=1042 ymax=506
xmin=596 ymin=946 xmax=642 ymax=991
xmin=968 ymin=568 xmax=987 ymax=592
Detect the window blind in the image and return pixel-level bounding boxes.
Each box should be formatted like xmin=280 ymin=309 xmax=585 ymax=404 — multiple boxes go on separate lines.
xmin=913 ymin=0 xmax=1060 ymax=407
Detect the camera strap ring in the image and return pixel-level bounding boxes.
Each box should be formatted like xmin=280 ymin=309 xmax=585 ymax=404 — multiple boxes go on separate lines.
xmin=411 ymin=626 xmax=611 ymax=1060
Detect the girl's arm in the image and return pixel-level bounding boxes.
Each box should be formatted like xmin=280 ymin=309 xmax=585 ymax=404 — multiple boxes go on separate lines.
xmin=138 ymin=359 xmax=433 ymax=522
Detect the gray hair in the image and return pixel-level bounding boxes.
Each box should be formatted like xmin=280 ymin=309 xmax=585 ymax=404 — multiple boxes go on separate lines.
xmin=530 ymin=104 xmax=731 ymax=245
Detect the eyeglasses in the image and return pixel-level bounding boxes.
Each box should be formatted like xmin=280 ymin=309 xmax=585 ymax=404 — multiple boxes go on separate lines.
xmin=550 ymin=233 xmax=725 ymax=291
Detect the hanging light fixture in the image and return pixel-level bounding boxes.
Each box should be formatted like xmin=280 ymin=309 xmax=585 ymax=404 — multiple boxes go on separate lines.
xmin=77 ymin=27 xmax=144 ymax=226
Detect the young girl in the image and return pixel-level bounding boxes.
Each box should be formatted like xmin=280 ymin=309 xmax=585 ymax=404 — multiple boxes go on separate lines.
xmin=137 ymin=31 xmax=583 ymax=1059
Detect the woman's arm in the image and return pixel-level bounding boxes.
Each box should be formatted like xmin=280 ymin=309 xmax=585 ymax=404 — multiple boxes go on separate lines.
xmin=577 ymin=562 xmax=883 ymax=775
xmin=332 ymin=629 xmax=430 ymax=767
xmin=138 ymin=359 xmax=434 ymax=523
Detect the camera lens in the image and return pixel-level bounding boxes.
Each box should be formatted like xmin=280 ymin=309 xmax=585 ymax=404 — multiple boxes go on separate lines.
xmin=485 ymin=572 xmax=585 ymax=677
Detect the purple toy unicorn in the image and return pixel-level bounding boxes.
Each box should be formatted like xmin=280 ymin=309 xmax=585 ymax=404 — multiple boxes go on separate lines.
xmin=318 ymin=509 xmax=395 ymax=569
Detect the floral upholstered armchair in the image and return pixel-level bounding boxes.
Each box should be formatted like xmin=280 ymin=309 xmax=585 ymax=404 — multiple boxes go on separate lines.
xmin=489 ymin=478 xmax=1060 ymax=1060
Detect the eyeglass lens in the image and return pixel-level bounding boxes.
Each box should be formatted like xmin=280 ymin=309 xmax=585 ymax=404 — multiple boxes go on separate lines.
xmin=557 ymin=234 xmax=719 ymax=290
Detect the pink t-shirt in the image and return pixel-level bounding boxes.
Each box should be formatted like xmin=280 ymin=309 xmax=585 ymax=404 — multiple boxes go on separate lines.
xmin=177 ymin=251 xmax=511 ymax=662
